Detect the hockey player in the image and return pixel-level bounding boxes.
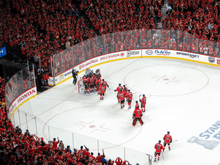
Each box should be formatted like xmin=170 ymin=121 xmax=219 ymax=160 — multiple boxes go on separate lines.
xmin=95 ymin=69 xmax=101 ymax=79
xmin=95 ymin=78 xmax=101 ymax=92
xmin=139 ymin=94 xmax=147 ymax=112
xmin=122 ymin=85 xmax=128 ymax=92
xmin=163 ymin=131 xmax=172 ymax=151
xmin=89 ymin=74 xmax=96 ymax=92
xmin=135 ymin=100 xmax=139 ymax=110
xmin=85 ymin=67 xmax=92 ymax=76
xmin=118 ymin=89 xmax=125 ymax=108
xmin=154 ymin=140 xmax=164 ymax=162
xmin=114 ymin=83 xmax=123 ymax=102
xmin=123 ymin=87 xmax=128 ymax=101
xmin=133 ymin=101 xmax=140 ymax=119
xmin=101 ymin=79 xmax=109 ymax=88
xmin=126 ymin=89 xmax=133 ymax=109
xmin=132 ymin=106 xmax=144 ymax=126
xmin=99 ymin=84 xmax=106 ymax=100
xmin=82 ymin=75 xmax=90 ymax=93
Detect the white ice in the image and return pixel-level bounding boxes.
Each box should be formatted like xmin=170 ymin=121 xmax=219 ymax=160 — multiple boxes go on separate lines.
xmin=17 ymin=58 xmax=220 ymax=165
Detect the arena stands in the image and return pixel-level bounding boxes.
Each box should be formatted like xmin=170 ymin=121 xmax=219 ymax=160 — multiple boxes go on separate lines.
xmin=0 ymin=0 xmax=220 ymax=164
xmin=163 ymin=0 xmax=220 ymax=55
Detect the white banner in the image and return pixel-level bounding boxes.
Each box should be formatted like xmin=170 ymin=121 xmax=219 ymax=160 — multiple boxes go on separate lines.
xmin=9 ymin=86 xmax=37 ymax=117
xmin=50 ymin=49 xmax=220 ymax=86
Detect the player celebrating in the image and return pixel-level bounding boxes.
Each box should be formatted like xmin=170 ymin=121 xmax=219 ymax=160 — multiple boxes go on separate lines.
xmin=154 ymin=140 xmax=164 ymax=162
xmin=98 ymin=84 xmax=106 ymax=100
xmin=114 ymin=83 xmax=123 ymax=102
xmin=95 ymin=69 xmax=101 ymax=79
xmin=82 ymin=75 xmax=90 ymax=93
xmin=118 ymin=89 xmax=125 ymax=108
xmin=163 ymin=131 xmax=172 ymax=151
xmin=126 ymin=89 xmax=133 ymax=109
xmin=89 ymin=74 xmax=96 ymax=92
xmin=139 ymin=94 xmax=147 ymax=112
xmin=135 ymin=100 xmax=139 ymax=110
xmin=122 ymin=85 xmax=128 ymax=92
xmin=132 ymin=106 xmax=144 ymax=126
xmin=101 ymin=79 xmax=109 ymax=88
xmin=95 ymin=78 xmax=101 ymax=91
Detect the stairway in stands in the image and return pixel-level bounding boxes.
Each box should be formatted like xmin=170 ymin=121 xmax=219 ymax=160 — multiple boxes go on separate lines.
xmin=156 ymin=0 xmax=168 ymax=37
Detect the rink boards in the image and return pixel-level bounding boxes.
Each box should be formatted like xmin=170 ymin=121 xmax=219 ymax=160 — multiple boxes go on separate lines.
xmin=48 ymin=49 xmax=220 ymax=86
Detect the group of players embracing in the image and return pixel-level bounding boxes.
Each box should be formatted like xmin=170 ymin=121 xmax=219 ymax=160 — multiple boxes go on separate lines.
xmin=82 ymin=68 xmax=109 ymax=100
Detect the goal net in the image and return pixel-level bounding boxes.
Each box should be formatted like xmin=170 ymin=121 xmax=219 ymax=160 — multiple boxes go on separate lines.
xmin=74 ymin=76 xmax=84 ymax=93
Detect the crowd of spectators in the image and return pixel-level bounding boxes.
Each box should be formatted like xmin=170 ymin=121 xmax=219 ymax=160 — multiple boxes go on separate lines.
xmin=0 ymin=0 xmax=162 ymax=73
xmin=0 ymin=103 xmax=130 ymax=164
xmin=0 ymin=77 xmax=5 ymax=106
xmin=1 ymin=0 xmax=220 ymax=164
xmin=161 ymin=0 xmax=220 ymax=54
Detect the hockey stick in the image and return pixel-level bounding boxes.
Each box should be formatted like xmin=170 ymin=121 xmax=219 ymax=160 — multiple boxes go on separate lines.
xmin=171 ymin=139 xmax=177 ymax=143
xmin=139 ymin=94 xmax=141 ymax=101
xmin=161 ymin=151 xmax=164 ymax=164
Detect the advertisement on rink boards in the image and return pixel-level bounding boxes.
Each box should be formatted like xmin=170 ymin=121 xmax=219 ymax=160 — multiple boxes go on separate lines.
xmin=49 ymin=51 xmax=131 ymax=86
xmin=8 ymin=86 xmax=37 ymax=118
xmin=49 ymin=49 xmax=220 ymax=86
xmin=142 ymin=49 xmax=220 ymax=66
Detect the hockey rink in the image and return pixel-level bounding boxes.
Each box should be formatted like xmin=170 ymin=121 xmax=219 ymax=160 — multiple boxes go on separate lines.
xmin=18 ymin=58 xmax=220 ymax=165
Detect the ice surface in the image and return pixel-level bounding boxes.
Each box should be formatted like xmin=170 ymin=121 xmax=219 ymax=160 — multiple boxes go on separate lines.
xmin=19 ymin=58 xmax=220 ymax=165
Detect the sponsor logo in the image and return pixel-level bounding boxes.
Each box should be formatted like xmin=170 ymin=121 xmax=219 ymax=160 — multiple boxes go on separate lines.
xmin=64 ymin=71 xmax=72 ymax=76
xmin=208 ymin=56 xmax=215 ymax=63
xmin=80 ymin=59 xmax=98 ymax=69
xmin=100 ymin=53 xmax=123 ymax=60
xmin=48 ymin=79 xmax=53 ymax=82
xmin=59 ymin=74 xmax=64 ymax=81
xmin=217 ymin=59 xmax=220 ymax=65
xmin=17 ymin=89 xmax=36 ymax=104
xmin=154 ymin=50 xmax=171 ymax=55
xmin=146 ymin=50 xmax=153 ymax=55
xmin=176 ymin=52 xmax=199 ymax=58
xmin=188 ymin=120 xmax=220 ymax=150
xmin=127 ymin=51 xmax=140 ymax=57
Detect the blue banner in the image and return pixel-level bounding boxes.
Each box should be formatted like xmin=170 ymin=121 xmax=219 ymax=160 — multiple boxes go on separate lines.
xmin=0 ymin=47 xmax=7 ymax=57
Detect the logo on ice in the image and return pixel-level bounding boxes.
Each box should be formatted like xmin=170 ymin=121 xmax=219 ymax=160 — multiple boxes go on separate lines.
xmin=188 ymin=120 xmax=220 ymax=150
xmin=187 ymin=136 xmax=220 ymax=150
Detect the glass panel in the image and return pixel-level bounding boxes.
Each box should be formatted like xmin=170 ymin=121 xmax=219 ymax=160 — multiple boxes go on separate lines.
xmin=99 ymin=140 xmax=124 ymax=161
xmin=125 ymin=148 xmax=151 ymax=165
